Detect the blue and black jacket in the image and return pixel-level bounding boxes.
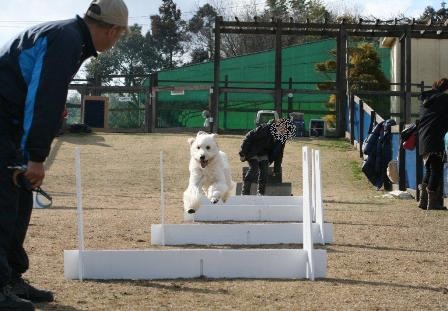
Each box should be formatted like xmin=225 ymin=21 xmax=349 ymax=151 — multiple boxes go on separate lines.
xmin=0 ymin=15 xmax=97 ymax=162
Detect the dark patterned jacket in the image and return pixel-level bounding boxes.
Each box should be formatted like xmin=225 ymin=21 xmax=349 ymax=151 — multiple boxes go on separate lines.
xmin=239 ymin=121 xmax=285 ymax=173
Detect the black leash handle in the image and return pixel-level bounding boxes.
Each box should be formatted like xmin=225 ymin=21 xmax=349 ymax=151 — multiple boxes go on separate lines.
xmin=7 ymin=166 xmax=53 ymax=208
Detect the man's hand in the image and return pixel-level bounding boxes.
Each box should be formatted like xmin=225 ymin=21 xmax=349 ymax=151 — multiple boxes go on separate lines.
xmin=25 ymin=161 xmax=45 ymax=189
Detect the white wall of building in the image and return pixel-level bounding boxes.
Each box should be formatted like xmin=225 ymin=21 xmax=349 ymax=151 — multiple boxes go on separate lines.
xmin=381 ymin=38 xmax=448 ymax=122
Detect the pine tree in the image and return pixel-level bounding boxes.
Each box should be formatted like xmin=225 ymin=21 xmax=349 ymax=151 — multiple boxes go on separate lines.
xmin=151 ymin=0 xmax=186 ymax=68
xmin=315 ymin=43 xmax=390 ymax=127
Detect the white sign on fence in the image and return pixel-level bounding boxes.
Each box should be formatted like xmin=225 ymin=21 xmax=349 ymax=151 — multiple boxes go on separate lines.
xmin=118 ymin=96 xmax=132 ymax=102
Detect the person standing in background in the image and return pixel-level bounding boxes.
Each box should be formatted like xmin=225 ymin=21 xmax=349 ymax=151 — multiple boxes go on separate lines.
xmin=417 ymin=78 xmax=448 ymax=210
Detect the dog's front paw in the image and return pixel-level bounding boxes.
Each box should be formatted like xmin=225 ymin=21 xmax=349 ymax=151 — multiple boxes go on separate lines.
xmin=210 ymin=198 xmax=219 ymax=204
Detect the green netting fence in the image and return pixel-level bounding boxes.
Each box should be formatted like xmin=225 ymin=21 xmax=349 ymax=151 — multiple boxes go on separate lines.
xmin=152 ymin=38 xmax=390 ymax=132
xmin=67 ymin=39 xmax=390 ymax=132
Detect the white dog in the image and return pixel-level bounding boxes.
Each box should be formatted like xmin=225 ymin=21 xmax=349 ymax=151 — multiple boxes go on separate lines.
xmin=183 ymin=131 xmax=235 ymax=214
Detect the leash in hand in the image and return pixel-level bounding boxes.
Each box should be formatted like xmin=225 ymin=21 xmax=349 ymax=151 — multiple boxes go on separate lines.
xmin=7 ymin=165 xmax=53 ymax=208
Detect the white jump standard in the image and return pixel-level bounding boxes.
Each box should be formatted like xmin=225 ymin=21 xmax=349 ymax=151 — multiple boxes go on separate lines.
xmin=64 ymin=146 xmax=327 ymax=280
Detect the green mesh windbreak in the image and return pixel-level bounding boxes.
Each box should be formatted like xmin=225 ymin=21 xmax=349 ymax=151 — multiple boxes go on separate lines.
xmin=156 ymin=89 xmax=209 ymax=128
xmin=153 ymin=39 xmax=390 ymax=131
xmin=106 ymin=93 xmax=146 ymax=129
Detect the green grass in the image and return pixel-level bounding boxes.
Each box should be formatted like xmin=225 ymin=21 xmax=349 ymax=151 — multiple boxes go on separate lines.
xmin=349 ymin=160 xmax=363 ymax=180
xmin=319 ymin=138 xmax=353 ymax=151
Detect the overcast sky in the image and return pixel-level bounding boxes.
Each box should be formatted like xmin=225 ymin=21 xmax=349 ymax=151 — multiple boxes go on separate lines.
xmin=0 ymin=0 xmax=442 ymax=47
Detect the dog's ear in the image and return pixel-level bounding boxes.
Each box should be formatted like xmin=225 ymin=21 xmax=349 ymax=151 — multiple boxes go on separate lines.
xmin=211 ymin=133 xmax=218 ymax=139
xmin=188 ymin=137 xmax=195 ymax=145
xmin=197 ymin=131 xmax=208 ymax=136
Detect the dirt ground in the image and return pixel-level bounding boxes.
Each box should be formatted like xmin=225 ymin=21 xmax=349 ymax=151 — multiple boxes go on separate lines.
xmin=24 ymin=133 xmax=447 ymax=310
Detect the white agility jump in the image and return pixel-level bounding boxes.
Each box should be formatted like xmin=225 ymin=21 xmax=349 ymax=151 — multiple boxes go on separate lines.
xmin=184 ymin=196 xmax=304 ymax=222
xmin=154 ymin=148 xmax=332 ymax=246
xmin=151 ymin=222 xmax=333 ymax=245
xmin=184 ymin=149 xmax=326 ymax=225
xmin=64 ymin=147 xmax=327 ymax=280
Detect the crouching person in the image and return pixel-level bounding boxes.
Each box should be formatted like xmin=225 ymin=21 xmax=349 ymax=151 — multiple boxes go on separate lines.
xmin=239 ymin=118 xmax=295 ymax=195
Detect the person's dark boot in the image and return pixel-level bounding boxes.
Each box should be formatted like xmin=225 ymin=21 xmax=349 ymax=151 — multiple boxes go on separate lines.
xmin=9 ymin=277 xmax=54 ymax=303
xmin=257 ymin=179 xmax=266 ymax=196
xmin=418 ymin=183 xmax=428 ymax=209
xmin=0 ymin=285 xmax=35 ymax=310
xmin=427 ymin=190 xmax=447 ymax=210
xmin=241 ymin=180 xmax=252 ymax=195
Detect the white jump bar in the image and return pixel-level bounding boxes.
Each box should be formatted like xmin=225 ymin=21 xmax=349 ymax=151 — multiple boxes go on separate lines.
xmin=202 ymin=196 xmax=303 ymax=205
xmin=64 ymin=249 xmax=326 ymax=279
xmin=151 ymin=223 xmax=333 ymax=245
xmin=184 ymin=196 xmax=304 ymax=222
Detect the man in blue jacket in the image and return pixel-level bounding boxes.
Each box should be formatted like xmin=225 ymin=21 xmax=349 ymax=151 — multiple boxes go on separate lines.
xmin=0 ymin=0 xmax=128 ymax=309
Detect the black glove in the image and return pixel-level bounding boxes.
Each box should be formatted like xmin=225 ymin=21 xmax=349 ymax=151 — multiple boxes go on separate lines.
xmin=239 ymin=152 xmax=246 ymax=162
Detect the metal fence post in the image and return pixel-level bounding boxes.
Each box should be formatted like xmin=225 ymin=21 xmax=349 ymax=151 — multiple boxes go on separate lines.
xmin=359 ymin=99 xmax=364 ymax=158
xmin=398 ymin=122 xmax=406 ymax=191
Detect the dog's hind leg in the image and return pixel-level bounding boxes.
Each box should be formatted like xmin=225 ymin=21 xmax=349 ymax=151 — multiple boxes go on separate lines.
xmin=221 ymin=181 xmax=235 ymax=203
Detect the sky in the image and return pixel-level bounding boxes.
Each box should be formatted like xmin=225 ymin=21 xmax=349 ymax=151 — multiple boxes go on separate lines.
xmin=0 ymin=0 xmax=443 ymax=47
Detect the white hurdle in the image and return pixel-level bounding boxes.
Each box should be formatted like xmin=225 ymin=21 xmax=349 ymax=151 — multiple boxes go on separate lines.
xmin=151 ymin=222 xmax=333 ymax=245
xmin=64 ymin=146 xmax=327 ymax=280
xmin=184 ymin=196 xmax=304 ymax=222
xmin=153 ymin=146 xmax=333 ymax=246
xmin=184 ymin=150 xmax=328 ymax=225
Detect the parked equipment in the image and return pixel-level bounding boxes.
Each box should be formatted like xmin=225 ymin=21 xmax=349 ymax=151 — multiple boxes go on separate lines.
xmin=255 ymin=110 xmax=279 ymax=126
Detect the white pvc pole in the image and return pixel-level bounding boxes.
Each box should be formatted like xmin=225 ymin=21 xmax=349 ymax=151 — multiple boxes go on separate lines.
xmin=314 ymin=150 xmax=325 ymax=245
xmin=74 ymin=147 xmax=84 ymax=281
xmin=160 ymin=151 xmax=165 ymax=246
xmin=311 ymin=149 xmax=316 ymax=222
xmin=302 ymin=146 xmax=315 ymax=280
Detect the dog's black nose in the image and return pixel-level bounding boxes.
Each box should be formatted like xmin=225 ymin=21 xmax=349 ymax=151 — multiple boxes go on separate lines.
xmin=200 ymin=155 xmax=205 ymax=160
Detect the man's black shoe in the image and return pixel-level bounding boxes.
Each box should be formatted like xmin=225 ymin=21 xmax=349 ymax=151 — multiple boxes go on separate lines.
xmin=0 ymin=285 xmax=35 ymax=310
xmin=9 ymin=277 xmax=54 ymax=303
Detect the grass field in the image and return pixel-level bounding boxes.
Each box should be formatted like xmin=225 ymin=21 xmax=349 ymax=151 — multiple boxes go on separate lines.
xmin=26 ymin=133 xmax=447 ymax=310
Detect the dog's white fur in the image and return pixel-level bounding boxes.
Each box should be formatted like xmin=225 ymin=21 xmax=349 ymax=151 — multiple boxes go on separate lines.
xmin=183 ymin=132 xmax=235 ymax=213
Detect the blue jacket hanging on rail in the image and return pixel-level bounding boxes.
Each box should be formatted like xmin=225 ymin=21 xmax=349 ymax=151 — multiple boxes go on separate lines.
xmin=361 ymin=119 xmax=396 ymax=189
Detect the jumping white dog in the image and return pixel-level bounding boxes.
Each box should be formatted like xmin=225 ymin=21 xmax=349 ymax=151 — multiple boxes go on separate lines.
xmin=183 ymin=131 xmax=235 ymax=214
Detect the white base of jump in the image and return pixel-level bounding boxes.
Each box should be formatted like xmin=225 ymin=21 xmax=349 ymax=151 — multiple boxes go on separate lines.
xmin=184 ymin=196 xmax=304 ymax=222
xmin=151 ymin=223 xmax=333 ymax=245
xmin=64 ymin=249 xmax=326 ymax=279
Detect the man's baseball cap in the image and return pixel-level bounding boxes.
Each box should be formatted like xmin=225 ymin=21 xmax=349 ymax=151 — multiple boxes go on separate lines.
xmin=86 ymin=0 xmax=129 ymax=29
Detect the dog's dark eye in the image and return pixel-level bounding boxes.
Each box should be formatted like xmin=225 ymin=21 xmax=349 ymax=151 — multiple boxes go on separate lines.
xmin=197 ymin=146 xmax=200 ymax=149
xmin=206 ymin=146 xmax=210 ymax=150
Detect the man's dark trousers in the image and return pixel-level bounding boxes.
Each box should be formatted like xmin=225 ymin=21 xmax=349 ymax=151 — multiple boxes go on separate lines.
xmin=0 ymin=116 xmax=33 ymax=288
